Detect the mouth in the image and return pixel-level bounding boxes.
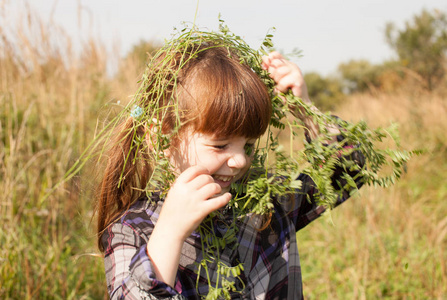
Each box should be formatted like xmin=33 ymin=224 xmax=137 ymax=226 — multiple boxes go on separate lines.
xmin=212 ymin=175 xmax=235 ymax=188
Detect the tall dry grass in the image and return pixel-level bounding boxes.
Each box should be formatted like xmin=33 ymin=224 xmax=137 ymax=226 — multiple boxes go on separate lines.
xmin=0 ymin=3 xmax=138 ymax=299
xmin=1 ymin=2 xmax=446 ymax=299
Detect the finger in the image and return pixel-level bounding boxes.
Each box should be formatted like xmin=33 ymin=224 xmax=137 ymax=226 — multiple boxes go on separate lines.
xmin=274 ymin=83 xmax=289 ymax=94
xmin=263 ymin=52 xmax=286 ymax=70
xmin=188 ymin=173 xmax=215 ymax=190
xmin=270 ymin=58 xmax=288 ymax=69
xmin=197 ymin=182 xmax=222 ymax=200
xmin=275 ymin=74 xmax=302 ymax=94
xmin=261 ymin=56 xmax=271 ymax=70
xmin=269 ymin=65 xmax=292 ymax=81
xmin=270 ymin=59 xmax=303 ymax=78
xmin=201 ymin=192 xmax=232 ymax=214
xmin=176 ymin=165 xmax=210 ymax=183
xmin=291 ymin=83 xmax=308 ymax=99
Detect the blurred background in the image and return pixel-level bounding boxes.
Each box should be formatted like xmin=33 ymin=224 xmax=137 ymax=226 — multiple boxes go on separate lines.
xmin=1 ymin=0 xmax=446 ymax=299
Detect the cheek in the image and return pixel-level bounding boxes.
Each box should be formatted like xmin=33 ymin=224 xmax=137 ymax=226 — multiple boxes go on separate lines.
xmin=184 ymin=152 xmax=198 ymax=169
xmin=173 ymin=145 xmax=205 ymax=173
xmin=168 ymin=145 xmax=194 ymax=174
xmin=198 ymin=153 xmax=224 ymax=170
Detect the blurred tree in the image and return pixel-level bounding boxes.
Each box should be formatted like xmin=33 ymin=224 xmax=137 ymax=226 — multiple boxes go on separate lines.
xmin=385 ymin=9 xmax=447 ymax=91
xmin=338 ymin=59 xmax=382 ymax=93
xmin=304 ymin=72 xmax=345 ymax=110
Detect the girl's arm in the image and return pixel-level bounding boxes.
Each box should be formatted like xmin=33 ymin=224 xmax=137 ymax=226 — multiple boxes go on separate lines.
xmin=262 ymin=52 xmax=340 ymax=141
xmin=262 ymin=52 xmax=365 ymax=230
xmin=147 ymin=165 xmax=231 ymax=287
xmin=102 ymin=217 xmax=186 ymax=299
xmin=102 ymin=166 xmax=230 ymax=299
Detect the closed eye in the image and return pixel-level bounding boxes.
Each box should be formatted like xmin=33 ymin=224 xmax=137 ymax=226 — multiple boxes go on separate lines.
xmin=212 ymin=144 xmax=228 ymax=150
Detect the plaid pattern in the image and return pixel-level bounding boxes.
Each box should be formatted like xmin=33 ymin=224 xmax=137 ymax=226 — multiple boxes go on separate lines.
xmin=102 ymin=162 xmax=363 ymax=300
xmin=101 ymin=131 xmax=365 ymax=300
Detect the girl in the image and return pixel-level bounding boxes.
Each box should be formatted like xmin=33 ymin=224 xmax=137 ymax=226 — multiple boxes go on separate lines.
xmin=97 ymin=33 xmax=364 ymax=299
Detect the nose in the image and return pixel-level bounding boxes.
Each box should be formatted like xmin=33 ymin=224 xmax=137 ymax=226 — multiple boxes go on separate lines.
xmin=227 ymin=151 xmax=248 ymax=169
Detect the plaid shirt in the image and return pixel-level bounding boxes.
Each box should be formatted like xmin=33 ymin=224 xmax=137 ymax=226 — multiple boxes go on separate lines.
xmin=101 ymin=147 xmax=364 ymax=300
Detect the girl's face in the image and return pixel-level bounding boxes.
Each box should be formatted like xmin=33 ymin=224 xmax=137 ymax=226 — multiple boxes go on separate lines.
xmin=169 ymin=131 xmax=256 ymax=196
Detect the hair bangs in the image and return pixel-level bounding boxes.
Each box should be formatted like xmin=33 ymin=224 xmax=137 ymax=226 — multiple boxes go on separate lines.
xmin=182 ymin=49 xmax=271 ymax=139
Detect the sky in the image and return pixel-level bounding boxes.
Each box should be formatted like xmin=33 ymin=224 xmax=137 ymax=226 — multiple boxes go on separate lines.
xmin=11 ymin=0 xmax=447 ymax=76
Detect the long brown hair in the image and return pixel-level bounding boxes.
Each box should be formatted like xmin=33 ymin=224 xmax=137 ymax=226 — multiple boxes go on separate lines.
xmin=95 ymin=41 xmax=271 ymax=251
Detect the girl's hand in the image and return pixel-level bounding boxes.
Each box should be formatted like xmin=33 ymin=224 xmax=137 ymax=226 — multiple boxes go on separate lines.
xmin=262 ymin=52 xmax=339 ymax=140
xmin=262 ymin=51 xmax=313 ymax=121
xmin=262 ymin=51 xmax=310 ymax=104
xmin=158 ymin=165 xmax=231 ymax=241
xmin=147 ymin=165 xmax=231 ymax=287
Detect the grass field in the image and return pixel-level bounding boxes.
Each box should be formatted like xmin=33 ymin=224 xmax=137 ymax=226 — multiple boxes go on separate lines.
xmin=1 ymin=6 xmax=446 ymax=300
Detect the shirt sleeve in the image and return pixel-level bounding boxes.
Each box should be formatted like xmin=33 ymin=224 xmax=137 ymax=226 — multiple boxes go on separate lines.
xmin=288 ymin=126 xmax=366 ymax=231
xmin=286 ymin=172 xmax=326 ymax=231
xmin=101 ymin=222 xmax=184 ymax=299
